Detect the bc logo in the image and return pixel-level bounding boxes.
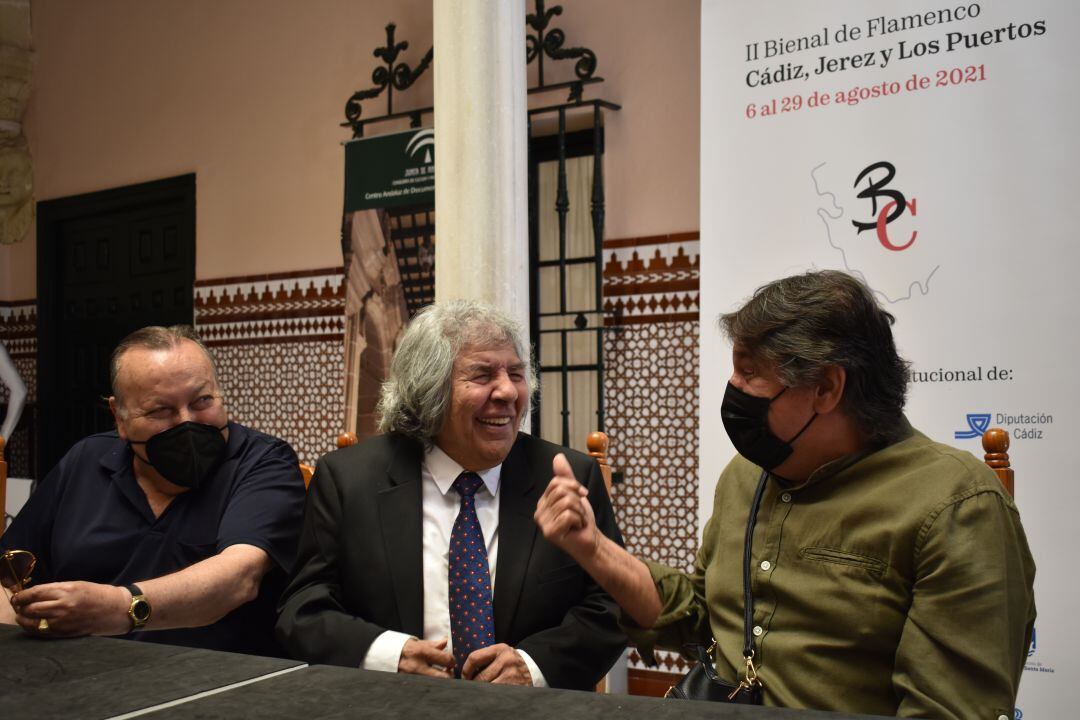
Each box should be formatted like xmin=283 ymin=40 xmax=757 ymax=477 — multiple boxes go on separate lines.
xmin=852 ymin=161 xmax=918 ymax=251
xmin=954 ymin=413 xmax=992 ymax=440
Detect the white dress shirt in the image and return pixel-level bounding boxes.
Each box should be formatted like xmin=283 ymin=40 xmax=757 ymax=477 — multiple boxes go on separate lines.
xmin=362 ymin=444 xmax=547 ymax=686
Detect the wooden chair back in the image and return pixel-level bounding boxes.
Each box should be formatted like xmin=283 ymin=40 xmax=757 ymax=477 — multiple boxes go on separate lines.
xmin=299 ymin=463 xmax=314 ymax=490
xmin=587 ymin=431 xmax=614 ymax=495
xmin=982 ymin=427 xmax=1014 ymax=496
xmin=586 ymin=427 xmax=1015 ymax=497
xmin=300 ymin=433 xmax=360 ymax=492
xmin=586 ymin=430 xmax=615 ymax=694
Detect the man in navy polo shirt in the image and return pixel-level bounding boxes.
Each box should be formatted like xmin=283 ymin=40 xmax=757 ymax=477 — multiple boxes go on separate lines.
xmin=1 ymin=326 xmax=305 ymax=656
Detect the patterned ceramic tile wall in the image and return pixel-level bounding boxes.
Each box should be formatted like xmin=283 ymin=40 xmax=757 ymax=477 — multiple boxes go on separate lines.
xmin=0 ymin=301 xmax=36 ymax=478
xmin=602 ymin=232 xmax=700 ymax=568
xmin=601 ymin=232 xmax=700 ymax=680
xmin=194 ymin=269 xmax=347 ymax=467
xmin=603 ymin=231 xmax=700 ymax=326
xmin=604 ymin=320 xmax=699 ymax=570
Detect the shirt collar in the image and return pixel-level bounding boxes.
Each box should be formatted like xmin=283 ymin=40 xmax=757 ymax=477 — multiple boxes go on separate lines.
xmin=790 ymin=415 xmax=916 ymax=489
xmin=424 ymin=443 xmax=501 ymax=498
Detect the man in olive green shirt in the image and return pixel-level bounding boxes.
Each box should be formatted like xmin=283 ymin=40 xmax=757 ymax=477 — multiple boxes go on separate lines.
xmin=536 ymin=270 xmax=1035 ymax=719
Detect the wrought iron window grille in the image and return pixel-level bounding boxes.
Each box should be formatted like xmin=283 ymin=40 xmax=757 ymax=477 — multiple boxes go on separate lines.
xmin=341 ymin=1 xmax=613 ymax=137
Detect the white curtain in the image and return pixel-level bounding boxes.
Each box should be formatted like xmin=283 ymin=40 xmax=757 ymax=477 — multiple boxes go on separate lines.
xmin=537 ymin=155 xmax=601 ymax=452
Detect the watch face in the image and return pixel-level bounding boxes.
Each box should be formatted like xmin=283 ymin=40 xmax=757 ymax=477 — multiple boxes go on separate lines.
xmin=132 ymin=598 xmax=151 ymax=623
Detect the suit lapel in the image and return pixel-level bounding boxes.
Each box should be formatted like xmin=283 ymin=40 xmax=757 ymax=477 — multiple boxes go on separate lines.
xmin=494 ymin=434 xmax=540 ymax=638
xmin=377 ymin=437 xmax=425 ymax=637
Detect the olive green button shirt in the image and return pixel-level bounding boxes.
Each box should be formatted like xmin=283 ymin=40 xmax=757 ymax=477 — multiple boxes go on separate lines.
xmin=629 ymin=423 xmax=1036 ymax=719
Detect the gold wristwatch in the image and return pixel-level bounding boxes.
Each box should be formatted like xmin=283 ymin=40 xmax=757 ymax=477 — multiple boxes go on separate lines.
xmin=125 ymin=584 xmax=151 ymax=630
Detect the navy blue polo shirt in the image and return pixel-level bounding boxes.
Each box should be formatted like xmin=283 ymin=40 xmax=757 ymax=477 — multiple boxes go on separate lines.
xmin=1 ymin=422 xmax=305 ymax=656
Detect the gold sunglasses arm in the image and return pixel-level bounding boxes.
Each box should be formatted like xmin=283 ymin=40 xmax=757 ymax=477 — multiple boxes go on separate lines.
xmin=2 ymin=554 xmax=22 ymax=593
xmin=1 ymin=550 xmax=35 ymax=594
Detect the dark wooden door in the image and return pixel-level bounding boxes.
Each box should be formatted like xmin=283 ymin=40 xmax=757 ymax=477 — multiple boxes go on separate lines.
xmin=37 ymin=175 xmax=195 ymax=477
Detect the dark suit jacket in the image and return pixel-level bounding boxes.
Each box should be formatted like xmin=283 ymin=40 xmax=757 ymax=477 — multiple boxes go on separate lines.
xmin=275 ymin=431 xmax=627 ymax=690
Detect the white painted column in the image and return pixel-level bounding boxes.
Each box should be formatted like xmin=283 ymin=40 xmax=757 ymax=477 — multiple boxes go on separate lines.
xmin=433 ymin=0 xmax=529 ymax=328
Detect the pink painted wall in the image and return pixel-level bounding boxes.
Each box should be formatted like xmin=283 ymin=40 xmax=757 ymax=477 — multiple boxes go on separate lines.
xmin=0 ymin=0 xmax=698 ymax=300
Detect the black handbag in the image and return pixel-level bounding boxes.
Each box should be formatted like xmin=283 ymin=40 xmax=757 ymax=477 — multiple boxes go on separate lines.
xmin=665 ymin=641 xmax=762 ymax=704
xmin=665 ymin=470 xmax=769 ymax=704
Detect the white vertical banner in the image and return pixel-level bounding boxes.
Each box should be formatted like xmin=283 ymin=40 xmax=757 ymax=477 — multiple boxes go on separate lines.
xmin=700 ymin=2 xmax=1077 ymax=716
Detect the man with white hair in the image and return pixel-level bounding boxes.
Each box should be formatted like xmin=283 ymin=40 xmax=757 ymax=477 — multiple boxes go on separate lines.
xmin=276 ymin=300 xmax=626 ymax=689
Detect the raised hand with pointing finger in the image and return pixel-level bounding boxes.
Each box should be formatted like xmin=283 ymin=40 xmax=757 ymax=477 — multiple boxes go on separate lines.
xmin=534 ymin=454 xmax=600 ymax=562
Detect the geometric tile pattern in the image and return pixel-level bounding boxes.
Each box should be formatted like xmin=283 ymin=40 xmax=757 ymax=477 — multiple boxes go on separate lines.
xmin=628 ymin=648 xmax=691 ymax=673
xmin=604 ymin=320 xmax=699 ymax=572
xmin=600 ymin=232 xmax=700 ymax=684
xmin=603 ymin=233 xmax=700 ymax=326
xmin=605 ymin=290 xmax=699 ymax=324
xmin=0 ymin=302 xmax=36 ymax=362
xmin=212 ymin=339 xmax=344 ymax=468
xmin=604 ymin=322 xmax=697 ymax=676
xmin=194 ymin=268 xmax=347 ymax=467
xmin=0 ymin=301 xmax=37 ymax=478
xmin=195 ymin=268 xmax=346 ymax=346
xmin=199 ymin=316 xmax=346 ymax=346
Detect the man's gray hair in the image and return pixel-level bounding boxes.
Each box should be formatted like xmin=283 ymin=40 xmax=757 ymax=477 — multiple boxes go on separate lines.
xmin=377 ymin=300 xmax=537 ymax=444
xmin=719 ymin=270 xmax=911 ymax=444
xmin=110 ymin=325 xmax=220 ymax=409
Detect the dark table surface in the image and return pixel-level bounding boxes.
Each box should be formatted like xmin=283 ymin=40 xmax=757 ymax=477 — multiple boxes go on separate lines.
xmin=147 ymin=662 xmax=877 ymax=720
xmin=0 ymin=625 xmax=886 ymax=720
xmin=0 ymin=625 xmax=303 ymax=720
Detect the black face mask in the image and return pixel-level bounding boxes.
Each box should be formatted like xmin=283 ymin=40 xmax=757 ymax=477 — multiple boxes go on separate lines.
xmin=129 ymin=421 xmax=228 ymax=489
xmin=721 ymin=382 xmax=817 ymax=471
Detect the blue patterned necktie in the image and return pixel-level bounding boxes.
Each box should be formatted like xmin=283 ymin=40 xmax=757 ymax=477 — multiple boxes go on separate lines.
xmin=448 ymin=472 xmax=496 ymax=677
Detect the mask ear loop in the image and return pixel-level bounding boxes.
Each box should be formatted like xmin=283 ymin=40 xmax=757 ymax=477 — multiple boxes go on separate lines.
xmin=770 ymin=385 xmax=817 ymax=445
xmin=127 ymin=441 xmax=156 ymax=468
xmin=785 ymin=411 xmax=818 ymax=445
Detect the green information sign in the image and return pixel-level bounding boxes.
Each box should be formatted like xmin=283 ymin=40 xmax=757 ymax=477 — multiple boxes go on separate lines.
xmin=344 ymin=127 xmax=435 ymax=211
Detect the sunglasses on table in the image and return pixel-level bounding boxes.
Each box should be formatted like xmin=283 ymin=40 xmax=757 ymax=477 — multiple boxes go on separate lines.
xmin=0 ymin=549 xmax=36 ymax=593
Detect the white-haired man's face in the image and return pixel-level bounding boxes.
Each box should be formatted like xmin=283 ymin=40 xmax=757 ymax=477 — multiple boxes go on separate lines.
xmin=434 ymin=342 xmax=528 ymax=471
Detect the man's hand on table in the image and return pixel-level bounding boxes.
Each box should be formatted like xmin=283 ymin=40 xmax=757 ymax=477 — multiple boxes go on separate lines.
xmin=462 ymin=643 xmax=532 ymax=686
xmin=398 ymin=637 xmax=455 ymax=678
xmin=11 ymin=581 xmax=132 ymax=637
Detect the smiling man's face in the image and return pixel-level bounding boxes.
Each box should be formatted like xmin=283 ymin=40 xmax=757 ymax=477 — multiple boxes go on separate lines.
xmin=433 ymin=342 xmax=528 ymax=471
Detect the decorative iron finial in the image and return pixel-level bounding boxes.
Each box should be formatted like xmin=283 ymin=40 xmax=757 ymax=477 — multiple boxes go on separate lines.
xmin=342 ymin=23 xmax=433 ymax=138
xmin=526 ymin=0 xmax=599 ymax=97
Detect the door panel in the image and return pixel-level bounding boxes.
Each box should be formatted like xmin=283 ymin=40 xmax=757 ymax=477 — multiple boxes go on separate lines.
xmin=37 ymin=175 xmax=196 ymax=477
